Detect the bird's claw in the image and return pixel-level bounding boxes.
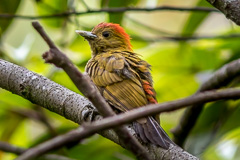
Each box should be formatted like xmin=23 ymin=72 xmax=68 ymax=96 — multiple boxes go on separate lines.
xmin=81 ymin=105 xmax=100 ymax=122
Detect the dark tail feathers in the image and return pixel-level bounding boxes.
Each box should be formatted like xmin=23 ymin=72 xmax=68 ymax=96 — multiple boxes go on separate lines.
xmin=133 ymin=117 xmax=174 ymax=149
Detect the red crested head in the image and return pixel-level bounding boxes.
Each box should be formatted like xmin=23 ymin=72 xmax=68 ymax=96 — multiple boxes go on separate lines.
xmin=76 ymin=22 xmax=133 ymax=55
xmin=92 ymin=22 xmax=132 ymax=51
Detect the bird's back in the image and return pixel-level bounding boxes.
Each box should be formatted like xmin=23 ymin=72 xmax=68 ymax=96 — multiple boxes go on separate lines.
xmin=86 ymin=51 xmax=157 ymax=111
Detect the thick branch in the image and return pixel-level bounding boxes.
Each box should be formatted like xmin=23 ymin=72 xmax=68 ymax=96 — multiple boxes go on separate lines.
xmin=0 ymin=6 xmax=218 ymax=20
xmin=172 ymin=59 xmax=240 ymax=146
xmin=206 ymin=0 xmax=240 ymax=25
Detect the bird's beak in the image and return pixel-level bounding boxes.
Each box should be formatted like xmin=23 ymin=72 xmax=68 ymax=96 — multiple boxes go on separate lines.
xmin=75 ymin=30 xmax=97 ymax=39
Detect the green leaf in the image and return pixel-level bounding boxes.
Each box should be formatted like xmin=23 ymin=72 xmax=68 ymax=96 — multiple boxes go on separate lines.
xmin=186 ymin=101 xmax=235 ymax=155
xmin=35 ymin=0 xmax=68 ymax=28
xmin=0 ymin=0 xmax=21 ymax=36
xmin=0 ymin=90 xmax=32 ymax=108
xmin=0 ymin=110 xmax=25 ymax=141
xmin=181 ymin=0 xmax=212 ymax=36
xmin=218 ymin=102 xmax=240 ymax=136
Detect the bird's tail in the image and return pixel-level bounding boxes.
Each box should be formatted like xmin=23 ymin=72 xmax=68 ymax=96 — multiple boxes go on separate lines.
xmin=133 ymin=116 xmax=174 ymax=149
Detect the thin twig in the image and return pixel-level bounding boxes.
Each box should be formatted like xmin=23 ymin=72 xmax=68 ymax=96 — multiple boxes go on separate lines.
xmin=0 ymin=141 xmax=25 ymax=155
xmin=8 ymin=107 xmax=57 ymax=136
xmin=0 ymin=6 xmax=219 ymax=20
xmin=34 ymin=106 xmax=58 ymax=136
xmin=131 ymin=33 xmax=240 ymax=42
xmin=13 ymin=88 xmax=240 ymax=160
xmin=126 ymin=16 xmax=174 ymax=36
xmin=28 ymin=21 xmax=150 ymax=160
xmin=0 ymin=141 xmax=76 ymax=160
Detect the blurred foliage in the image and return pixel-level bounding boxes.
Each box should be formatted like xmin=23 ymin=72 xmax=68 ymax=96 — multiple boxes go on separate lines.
xmin=101 ymin=0 xmax=138 ymax=24
xmin=181 ymin=0 xmax=212 ymax=36
xmin=0 ymin=0 xmax=20 ymax=37
xmin=1 ymin=0 xmax=240 ymax=160
xmin=36 ymin=0 xmax=69 ymax=28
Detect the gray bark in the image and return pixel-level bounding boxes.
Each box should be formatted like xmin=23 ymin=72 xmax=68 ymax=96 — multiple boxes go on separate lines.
xmin=206 ymin=0 xmax=240 ymax=25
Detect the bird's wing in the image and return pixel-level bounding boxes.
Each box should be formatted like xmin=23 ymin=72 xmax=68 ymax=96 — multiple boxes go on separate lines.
xmin=86 ymin=52 xmax=148 ymax=112
xmin=86 ymin=52 xmax=173 ymax=148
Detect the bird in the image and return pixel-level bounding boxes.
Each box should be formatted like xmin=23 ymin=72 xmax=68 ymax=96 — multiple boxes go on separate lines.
xmin=76 ymin=22 xmax=173 ymax=149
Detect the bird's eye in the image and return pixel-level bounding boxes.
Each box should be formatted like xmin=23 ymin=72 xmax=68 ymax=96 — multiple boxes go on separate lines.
xmin=102 ymin=31 xmax=110 ymax=38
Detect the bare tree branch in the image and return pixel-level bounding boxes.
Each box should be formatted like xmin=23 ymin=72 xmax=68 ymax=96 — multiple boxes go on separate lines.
xmin=10 ymin=87 xmax=240 ymax=160
xmin=206 ymin=0 xmax=240 ymax=25
xmin=131 ymin=33 xmax=240 ymax=42
xmin=2 ymin=51 xmax=240 ymax=159
xmin=0 ymin=141 xmax=25 ymax=155
xmin=172 ymin=58 xmax=240 ymax=146
xmin=0 ymin=1 xmax=239 ymax=159
xmin=126 ymin=14 xmax=240 ymax=40
xmin=30 ymin=21 xmax=150 ymax=160
xmin=9 ymin=107 xmax=57 ymax=136
xmin=0 ymin=56 xmax=198 ymax=159
xmin=0 ymin=141 xmax=76 ymax=160
xmin=34 ymin=106 xmax=58 ymax=136
xmin=0 ymin=6 xmax=218 ymax=20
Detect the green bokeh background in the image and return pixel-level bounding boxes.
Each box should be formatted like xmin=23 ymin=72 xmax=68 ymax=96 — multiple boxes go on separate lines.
xmin=1 ymin=0 xmax=240 ymax=160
